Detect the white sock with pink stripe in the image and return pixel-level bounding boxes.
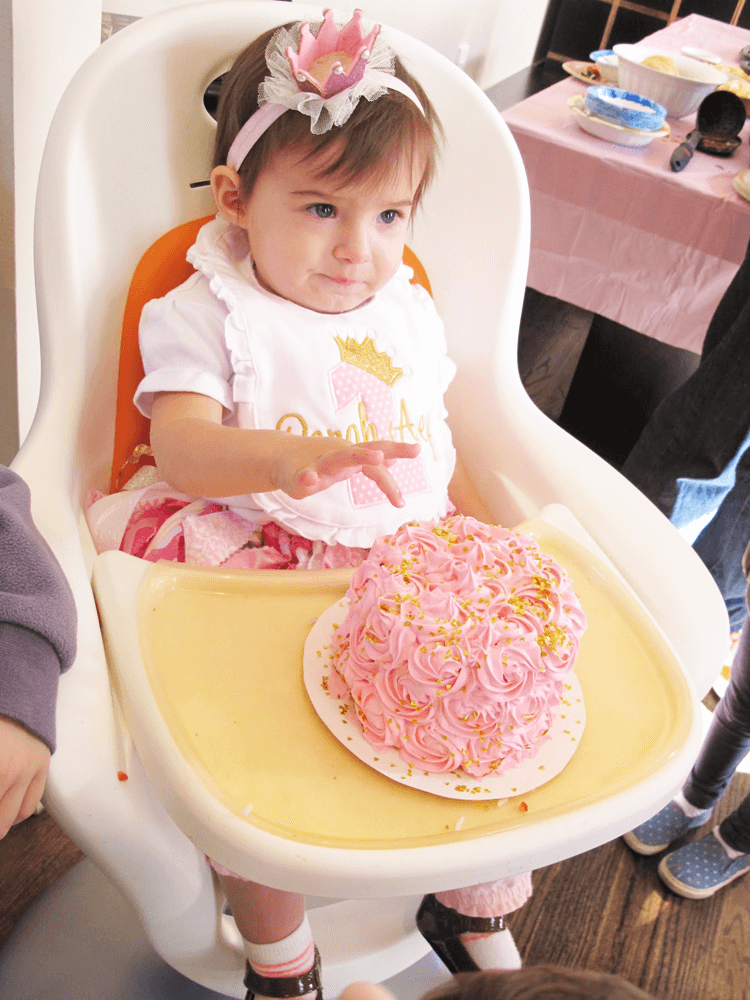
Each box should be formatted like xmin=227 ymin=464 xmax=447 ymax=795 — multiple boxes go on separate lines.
xmin=459 ymin=928 xmax=522 ymax=971
xmin=244 ymin=915 xmax=317 ymax=999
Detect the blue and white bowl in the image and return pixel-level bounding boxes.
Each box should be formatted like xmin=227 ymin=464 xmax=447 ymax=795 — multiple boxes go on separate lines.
xmin=584 ymin=85 xmax=667 ymax=131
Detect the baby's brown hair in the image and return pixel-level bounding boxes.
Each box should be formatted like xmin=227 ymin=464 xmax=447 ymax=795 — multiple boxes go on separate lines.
xmin=212 ymin=19 xmax=442 ymax=208
xmin=421 ymin=968 xmax=656 ymax=1000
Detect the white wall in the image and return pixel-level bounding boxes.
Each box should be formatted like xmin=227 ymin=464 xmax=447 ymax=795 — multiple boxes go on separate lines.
xmin=2 ymin=0 xmax=101 ymax=456
xmin=482 ymin=0 xmax=552 ymax=88
xmin=0 ymin=1 xmax=16 ymax=463
xmin=107 ymin=0 xmax=551 ymax=87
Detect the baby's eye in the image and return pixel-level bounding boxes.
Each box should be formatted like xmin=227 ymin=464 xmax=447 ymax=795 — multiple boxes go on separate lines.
xmin=379 ymin=209 xmax=402 ymax=225
xmin=309 ymin=203 xmax=336 ymax=219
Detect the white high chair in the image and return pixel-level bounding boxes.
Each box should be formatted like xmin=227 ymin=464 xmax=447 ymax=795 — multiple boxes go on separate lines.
xmin=13 ymin=3 xmax=729 ymax=998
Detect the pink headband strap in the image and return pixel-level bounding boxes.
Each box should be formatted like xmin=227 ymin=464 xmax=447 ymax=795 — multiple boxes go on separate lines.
xmin=226 ymin=71 xmax=425 ymax=172
xmin=227 ymin=104 xmax=288 ymax=172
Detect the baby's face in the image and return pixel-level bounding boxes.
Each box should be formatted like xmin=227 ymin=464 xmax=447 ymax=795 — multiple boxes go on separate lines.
xmin=239 ymin=144 xmax=420 ymax=313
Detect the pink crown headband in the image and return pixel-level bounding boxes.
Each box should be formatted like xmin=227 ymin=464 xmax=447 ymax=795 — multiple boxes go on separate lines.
xmin=226 ymin=10 xmax=426 ymax=172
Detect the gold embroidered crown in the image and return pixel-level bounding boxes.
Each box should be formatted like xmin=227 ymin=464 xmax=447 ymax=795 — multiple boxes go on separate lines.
xmin=334 ymin=335 xmax=403 ymax=386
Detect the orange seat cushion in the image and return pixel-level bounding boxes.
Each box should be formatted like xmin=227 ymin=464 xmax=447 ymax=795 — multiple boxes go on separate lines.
xmin=110 ymin=217 xmax=432 ymax=493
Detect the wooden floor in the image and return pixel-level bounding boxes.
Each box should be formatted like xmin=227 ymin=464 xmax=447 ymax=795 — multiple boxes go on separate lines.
xmin=2 ymin=774 xmax=750 ymax=998
xmin=517 ymin=287 xmax=592 ymax=422
xmin=508 ymin=773 xmax=750 ymax=999
xmin=0 ymin=809 xmax=83 ymax=948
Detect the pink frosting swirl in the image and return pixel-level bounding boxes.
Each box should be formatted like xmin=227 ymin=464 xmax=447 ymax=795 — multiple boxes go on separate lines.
xmin=328 ymin=516 xmax=587 ymax=777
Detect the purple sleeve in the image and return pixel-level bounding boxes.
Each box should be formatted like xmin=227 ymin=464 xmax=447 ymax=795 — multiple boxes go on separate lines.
xmin=0 ymin=466 xmax=77 ymax=751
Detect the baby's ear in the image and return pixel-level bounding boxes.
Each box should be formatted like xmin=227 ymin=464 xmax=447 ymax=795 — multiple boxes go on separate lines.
xmin=211 ymin=166 xmax=246 ymax=225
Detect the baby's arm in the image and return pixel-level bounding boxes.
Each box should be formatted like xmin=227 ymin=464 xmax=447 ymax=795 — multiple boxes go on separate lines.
xmin=150 ymin=391 xmax=420 ymax=508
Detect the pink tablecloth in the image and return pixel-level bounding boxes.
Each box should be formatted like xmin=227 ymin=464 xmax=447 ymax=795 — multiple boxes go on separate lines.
xmin=502 ymin=15 xmax=750 ymax=354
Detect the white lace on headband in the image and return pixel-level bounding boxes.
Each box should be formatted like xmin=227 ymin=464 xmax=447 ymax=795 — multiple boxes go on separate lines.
xmin=226 ymin=9 xmax=425 ymax=172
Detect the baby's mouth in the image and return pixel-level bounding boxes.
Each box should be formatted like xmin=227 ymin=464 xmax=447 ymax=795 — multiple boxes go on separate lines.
xmin=325 ymin=275 xmax=363 ymax=286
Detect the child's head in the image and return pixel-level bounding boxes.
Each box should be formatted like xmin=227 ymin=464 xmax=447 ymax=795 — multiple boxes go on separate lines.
xmin=210 ymin=12 xmax=442 ymax=314
xmin=421 ymin=968 xmax=657 ymax=1000
xmin=339 ymin=969 xmax=656 ymax=1000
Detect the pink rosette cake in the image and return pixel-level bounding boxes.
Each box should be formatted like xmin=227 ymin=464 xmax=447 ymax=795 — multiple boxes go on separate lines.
xmin=328 ymin=515 xmax=587 ymax=778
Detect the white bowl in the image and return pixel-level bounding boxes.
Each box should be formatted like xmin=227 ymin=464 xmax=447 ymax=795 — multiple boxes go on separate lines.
xmin=595 ymin=54 xmax=619 ymax=84
xmin=613 ymin=44 xmax=729 ymax=118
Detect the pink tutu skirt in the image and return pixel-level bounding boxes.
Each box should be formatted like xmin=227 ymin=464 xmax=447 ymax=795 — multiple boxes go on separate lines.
xmin=87 ymin=482 xmax=367 ymax=570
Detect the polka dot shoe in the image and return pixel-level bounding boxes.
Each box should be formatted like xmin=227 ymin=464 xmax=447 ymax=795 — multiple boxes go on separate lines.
xmin=658 ymin=827 xmax=750 ymax=899
xmin=622 ymin=800 xmax=711 ymax=856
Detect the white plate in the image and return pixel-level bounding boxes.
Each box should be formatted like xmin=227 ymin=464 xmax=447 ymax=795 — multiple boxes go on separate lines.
xmin=568 ymin=94 xmax=671 ymax=146
xmin=682 ymin=46 xmax=721 ymax=65
xmin=562 ymin=60 xmax=602 ymax=85
xmin=304 ymin=597 xmax=586 ymax=802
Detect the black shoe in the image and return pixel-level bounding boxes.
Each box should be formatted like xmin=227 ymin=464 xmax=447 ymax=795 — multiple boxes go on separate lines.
xmin=416 ymin=894 xmax=506 ymax=974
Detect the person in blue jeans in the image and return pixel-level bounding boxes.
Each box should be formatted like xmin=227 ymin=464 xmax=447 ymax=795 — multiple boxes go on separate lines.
xmin=622 ymin=232 xmax=750 ymax=633
xmin=621 ymin=235 xmax=750 ymax=895
xmin=690 ymin=444 xmax=750 ymax=632
xmin=624 ymin=541 xmax=750 ymax=898
xmin=622 ymin=232 xmax=750 ymax=899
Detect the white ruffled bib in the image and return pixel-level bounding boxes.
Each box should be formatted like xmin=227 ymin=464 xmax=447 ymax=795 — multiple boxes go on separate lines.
xmin=187 ymin=218 xmax=457 ymax=548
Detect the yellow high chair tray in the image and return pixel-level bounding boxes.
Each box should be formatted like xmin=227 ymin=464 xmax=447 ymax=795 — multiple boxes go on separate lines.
xmin=93 ymin=506 xmax=694 ymax=893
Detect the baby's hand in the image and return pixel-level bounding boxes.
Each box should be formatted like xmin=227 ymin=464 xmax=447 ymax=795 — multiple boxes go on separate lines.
xmin=0 ymin=716 xmax=51 ymax=839
xmin=275 ymin=438 xmax=420 ymax=508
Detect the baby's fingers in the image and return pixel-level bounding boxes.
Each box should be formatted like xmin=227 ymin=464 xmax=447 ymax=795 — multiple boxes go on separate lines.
xmin=363 ymin=441 xmax=420 ymax=464
xmin=361 ymin=464 xmax=404 ymax=508
xmin=286 ymin=441 xmax=419 ymax=503
xmin=314 ymin=446 xmax=385 ymax=479
xmin=289 ymin=447 xmax=383 ymax=497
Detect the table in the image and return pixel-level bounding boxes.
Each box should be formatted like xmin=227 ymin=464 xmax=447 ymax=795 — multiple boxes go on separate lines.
xmin=502 ymin=15 xmax=750 ymax=355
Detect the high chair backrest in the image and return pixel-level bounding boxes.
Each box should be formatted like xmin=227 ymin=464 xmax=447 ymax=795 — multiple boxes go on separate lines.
xmin=110 ymin=215 xmax=208 ymax=492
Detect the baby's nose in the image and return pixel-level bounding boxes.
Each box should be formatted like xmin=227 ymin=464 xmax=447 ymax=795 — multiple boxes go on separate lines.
xmin=334 ymin=224 xmax=370 ymax=263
